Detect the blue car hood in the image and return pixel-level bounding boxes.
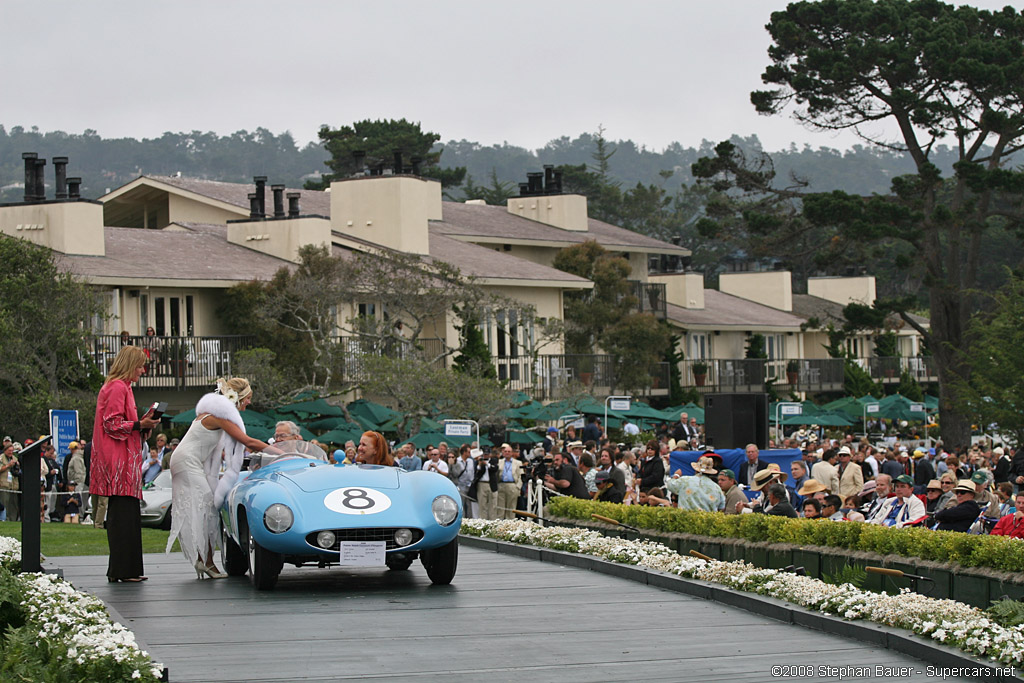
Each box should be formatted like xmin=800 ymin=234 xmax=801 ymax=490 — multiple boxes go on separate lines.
xmin=278 ymin=464 xmax=401 ymax=492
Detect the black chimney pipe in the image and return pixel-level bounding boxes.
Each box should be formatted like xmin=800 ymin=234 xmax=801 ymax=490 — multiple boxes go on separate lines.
xmin=352 ymin=150 xmax=367 ymax=175
xmin=393 ymin=149 xmax=403 ymax=175
xmin=34 ymin=158 xmax=47 ymax=201
xmin=410 ymin=156 xmax=422 ymax=175
xmin=526 ymin=172 xmax=543 ymax=195
xmin=271 ymin=184 xmax=285 ymax=218
xmin=53 ymin=156 xmax=69 ymax=200
xmin=287 ymin=192 xmax=301 ymax=217
xmin=543 ymin=165 xmax=554 ymax=193
xmin=22 ymin=153 xmax=37 ymax=202
xmin=67 ymin=177 xmax=81 ymax=199
xmin=248 ymin=193 xmax=260 ymax=219
xmin=552 ymin=170 xmax=563 ymax=194
xmin=518 ymin=182 xmax=529 ymax=197
xmin=253 ymin=176 xmax=267 ymax=217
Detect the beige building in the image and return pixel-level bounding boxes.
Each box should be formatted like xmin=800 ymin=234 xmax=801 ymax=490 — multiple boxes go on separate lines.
xmin=3 ymin=153 xmax=928 ymax=405
xmin=3 ymin=156 xmax=690 ymax=405
xmin=651 ymin=268 xmax=929 ymax=395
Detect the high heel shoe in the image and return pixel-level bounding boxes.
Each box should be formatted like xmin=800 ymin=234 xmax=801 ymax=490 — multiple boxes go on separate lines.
xmin=194 ymin=559 xmax=228 ymax=579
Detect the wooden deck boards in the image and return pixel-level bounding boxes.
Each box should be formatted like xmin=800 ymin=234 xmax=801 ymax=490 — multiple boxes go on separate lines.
xmin=48 ymin=546 xmax=973 ymax=682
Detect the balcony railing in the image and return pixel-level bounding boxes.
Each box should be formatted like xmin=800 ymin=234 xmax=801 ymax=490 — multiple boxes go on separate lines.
xmin=332 ymin=336 xmax=448 ymax=381
xmin=859 ymin=356 xmax=938 ymax=383
xmin=87 ymin=335 xmax=257 ymax=390
xmin=629 ymin=280 xmax=667 ymax=318
xmin=499 ymin=354 xmax=670 ymax=401
xmin=681 ymin=358 xmax=844 ymax=393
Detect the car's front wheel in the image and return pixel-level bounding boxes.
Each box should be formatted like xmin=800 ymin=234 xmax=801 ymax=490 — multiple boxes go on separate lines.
xmin=420 ymin=538 xmax=458 ymax=585
xmin=221 ymin=520 xmax=247 ymax=577
xmin=247 ymin=530 xmax=283 ymax=591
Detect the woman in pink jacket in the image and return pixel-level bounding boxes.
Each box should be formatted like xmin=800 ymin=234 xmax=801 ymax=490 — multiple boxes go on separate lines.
xmin=92 ymin=346 xmax=160 ymax=582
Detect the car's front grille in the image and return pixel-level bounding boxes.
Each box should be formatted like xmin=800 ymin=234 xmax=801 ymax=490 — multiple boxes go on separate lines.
xmin=305 ymin=527 xmax=425 ymax=551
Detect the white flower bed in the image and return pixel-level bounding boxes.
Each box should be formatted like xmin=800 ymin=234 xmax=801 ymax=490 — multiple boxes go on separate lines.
xmin=0 ymin=537 xmax=163 ymax=681
xmin=462 ymin=519 xmax=1024 ymax=667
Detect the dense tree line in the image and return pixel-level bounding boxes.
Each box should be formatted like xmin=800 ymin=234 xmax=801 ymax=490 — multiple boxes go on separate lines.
xmin=1 ymin=123 xmax=988 ymax=204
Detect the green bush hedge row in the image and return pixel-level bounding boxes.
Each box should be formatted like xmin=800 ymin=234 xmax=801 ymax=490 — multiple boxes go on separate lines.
xmin=547 ymin=498 xmax=1024 ymax=573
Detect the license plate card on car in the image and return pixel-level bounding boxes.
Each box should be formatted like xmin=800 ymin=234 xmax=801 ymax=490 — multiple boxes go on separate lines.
xmin=339 ymin=541 xmax=386 ymax=566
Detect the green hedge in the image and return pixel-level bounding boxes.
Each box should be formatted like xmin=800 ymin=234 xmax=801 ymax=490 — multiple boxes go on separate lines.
xmin=547 ymin=498 xmax=1024 ymax=573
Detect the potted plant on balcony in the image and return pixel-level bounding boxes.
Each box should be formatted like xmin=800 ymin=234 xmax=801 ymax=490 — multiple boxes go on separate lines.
xmin=164 ymin=339 xmax=187 ymax=377
xmin=786 ymin=359 xmax=800 ymax=385
xmin=691 ymin=361 xmax=708 ymax=387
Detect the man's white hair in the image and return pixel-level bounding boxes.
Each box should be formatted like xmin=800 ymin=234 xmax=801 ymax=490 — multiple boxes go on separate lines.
xmin=275 ymin=420 xmax=301 ymax=437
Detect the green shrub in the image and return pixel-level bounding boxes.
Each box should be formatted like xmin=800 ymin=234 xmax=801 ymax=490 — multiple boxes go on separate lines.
xmin=546 ymin=498 xmax=1024 ymax=575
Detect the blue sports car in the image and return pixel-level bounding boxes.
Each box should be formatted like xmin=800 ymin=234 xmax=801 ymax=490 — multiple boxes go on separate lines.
xmin=220 ymin=442 xmax=462 ymax=590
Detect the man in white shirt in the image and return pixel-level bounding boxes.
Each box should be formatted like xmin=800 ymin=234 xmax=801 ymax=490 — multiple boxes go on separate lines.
xmin=868 ymin=474 xmax=925 ymax=527
xmin=423 ymin=447 xmax=449 ymax=475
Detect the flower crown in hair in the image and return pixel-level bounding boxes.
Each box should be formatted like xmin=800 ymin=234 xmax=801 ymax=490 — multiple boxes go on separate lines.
xmin=216 ymin=378 xmax=240 ymax=406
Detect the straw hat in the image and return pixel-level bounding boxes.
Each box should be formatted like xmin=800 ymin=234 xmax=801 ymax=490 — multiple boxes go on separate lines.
xmin=692 ymin=456 xmax=718 ymax=475
xmin=797 ymin=479 xmax=828 ymax=496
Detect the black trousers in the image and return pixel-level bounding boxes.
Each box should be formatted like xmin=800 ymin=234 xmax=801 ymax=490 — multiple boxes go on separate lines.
xmin=106 ymin=495 xmax=144 ymax=579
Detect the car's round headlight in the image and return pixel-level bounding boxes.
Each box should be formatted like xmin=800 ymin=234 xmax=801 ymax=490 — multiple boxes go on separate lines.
xmin=264 ymin=503 xmax=293 ymax=533
xmin=394 ymin=528 xmax=413 ymax=546
xmin=431 ymin=495 xmax=459 ymax=526
xmin=316 ymin=530 xmax=336 ymax=548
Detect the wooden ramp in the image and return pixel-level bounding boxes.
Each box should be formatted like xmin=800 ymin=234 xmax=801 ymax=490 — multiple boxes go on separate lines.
xmin=48 ymin=546 xmax=972 ymax=682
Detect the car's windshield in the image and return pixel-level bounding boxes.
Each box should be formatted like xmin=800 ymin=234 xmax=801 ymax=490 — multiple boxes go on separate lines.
xmin=152 ymin=470 xmax=172 ymax=488
xmin=249 ymin=440 xmax=327 ymax=469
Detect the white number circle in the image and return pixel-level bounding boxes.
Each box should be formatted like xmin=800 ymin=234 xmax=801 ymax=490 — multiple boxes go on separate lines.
xmin=324 ymin=487 xmax=392 ymax=515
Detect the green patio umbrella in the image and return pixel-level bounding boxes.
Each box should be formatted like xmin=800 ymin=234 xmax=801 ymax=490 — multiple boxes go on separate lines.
xmin=661 ymin=402 xmax=705 ymax=424
xmin=780 ymin=410 xmax=853 ymax=427
xmin=246 ymin=424 xmax=274 ymax=441
xmin=307 ymin=416 xmax=360 ymax=431
xmin=769 ymin=400 xmax=821 ymax=421
xmin=380 ymin=415 xmax=444 ymax=433
xmin=170 ymin=409 xmax=196 ymax=424
xmin=276 ymin=398 xmax=345 ymax=417
xmin=508 ymin=429 xmax=544 ymax=445
xmin=316 ymin=428 xmax=363 ymax=445
xmin=347 ymin=399 xmax=402 ymax=426
xmin=507 ymin=390 xmax=533 ymax=406
xmin=875 ymin=394 xmax=930 ymax=422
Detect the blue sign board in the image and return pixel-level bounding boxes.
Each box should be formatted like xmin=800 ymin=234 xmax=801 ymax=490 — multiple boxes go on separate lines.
xmin=49 ymin=410 xmax=79 ymax=463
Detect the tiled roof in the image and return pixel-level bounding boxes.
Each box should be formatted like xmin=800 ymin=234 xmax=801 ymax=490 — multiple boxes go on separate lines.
xmin=666 ymin=290 xmax=806 ymax=329
xmin=143 ymin=175 xmax=332 ymax=216
xmin=792 ymin=294 xmax=847 ymax=325
xmin=434 ymin=202 xmax=688 ymax=253
xmin=426 ymin=230 xmax=591 ymax=284
xmin=792 ymin=293 xmax=930 ymax=328
xmin=58 ymin=225 xmax=292 ymax=282
xmin=122 ymin=177 xmax=684 ymax=256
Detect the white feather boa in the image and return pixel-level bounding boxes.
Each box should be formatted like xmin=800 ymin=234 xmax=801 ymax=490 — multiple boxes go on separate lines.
xmin=195 ymin=392 xmax=247 ymax=508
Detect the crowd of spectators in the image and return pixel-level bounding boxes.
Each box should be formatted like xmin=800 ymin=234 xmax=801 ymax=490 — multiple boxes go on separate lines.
xmin=390 ymin=412 xmax=1024 ymax=543
xmin=7 ymin=409 xmax=1023 ymax=545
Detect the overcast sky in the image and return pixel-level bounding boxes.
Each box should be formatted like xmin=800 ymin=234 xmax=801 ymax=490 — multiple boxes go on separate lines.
xmin=2 ymin=0 xmax=1021 ymax=153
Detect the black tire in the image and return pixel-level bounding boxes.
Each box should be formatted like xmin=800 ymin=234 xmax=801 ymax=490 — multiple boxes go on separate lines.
xmin=221 ymin=519 xmax=248 ymax=577
xmin=159 ymin=506 xmax=172 ymax=531
xmin=248 ymin=531 xmax=283 ymax=591
xmin=385 ymin=553 xmax=415 ymax=571
xmin=420 ymin=537 xmax=458 ymax=585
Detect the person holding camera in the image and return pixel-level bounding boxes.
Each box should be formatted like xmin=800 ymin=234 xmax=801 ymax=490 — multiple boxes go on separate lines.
xmin=0 ymin=442 xmax=21 ymax=521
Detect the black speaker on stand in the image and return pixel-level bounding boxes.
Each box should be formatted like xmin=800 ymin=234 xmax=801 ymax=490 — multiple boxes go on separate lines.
xmin=704 ymin=393 xmax=769 ymax=450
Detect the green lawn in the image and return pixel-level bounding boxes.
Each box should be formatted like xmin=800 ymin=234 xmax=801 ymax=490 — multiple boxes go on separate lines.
xmin=0 ymin=521 xmax=178 ymax=556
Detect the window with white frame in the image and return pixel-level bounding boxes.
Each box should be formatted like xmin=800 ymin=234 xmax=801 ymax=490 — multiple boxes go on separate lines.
xmin=688 ymin=332 xmax=711 ymax=360
xmin=766 ymin=334 xmax=785 ymax=360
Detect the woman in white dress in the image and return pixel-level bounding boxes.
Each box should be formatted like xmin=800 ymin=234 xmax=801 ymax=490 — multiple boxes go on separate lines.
xmin=166 ymin=377 xmax=272 ymax=579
